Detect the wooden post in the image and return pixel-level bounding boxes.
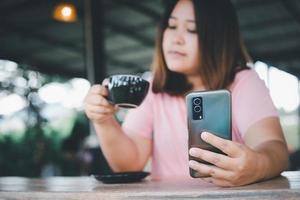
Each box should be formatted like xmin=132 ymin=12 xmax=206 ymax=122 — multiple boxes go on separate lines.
xmin=298 ymin=80 xmax=300 ymax=149
xmin=83 ymin=0 xmax=112 ymax=175
xmin=83 ymin=0 xmax=106 ymax=84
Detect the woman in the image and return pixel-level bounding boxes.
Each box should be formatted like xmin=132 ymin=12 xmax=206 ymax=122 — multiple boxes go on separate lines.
xmin=84 ymin=0 xmax=288 ymax=187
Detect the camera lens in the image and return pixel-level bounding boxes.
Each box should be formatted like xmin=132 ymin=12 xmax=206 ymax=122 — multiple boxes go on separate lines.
xmin=193 ymin=98 xmax=201 ymax=105
xmin=193 ymin=105 xmax=201 ymax=112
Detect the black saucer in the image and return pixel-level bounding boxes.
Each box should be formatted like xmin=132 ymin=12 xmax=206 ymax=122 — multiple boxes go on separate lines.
xmin=94 ymin=171 xmax=150 ymax=184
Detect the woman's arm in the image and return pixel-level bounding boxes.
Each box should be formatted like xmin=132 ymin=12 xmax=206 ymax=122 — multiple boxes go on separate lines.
xmin=243 ymin=117 xmax=288 ymax=180
xmin=93 ymin=119 xmax=152 ymax=172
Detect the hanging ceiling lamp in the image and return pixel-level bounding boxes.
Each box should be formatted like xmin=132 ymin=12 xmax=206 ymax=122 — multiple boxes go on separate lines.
xmin=53 ymin=2 xmax=77 ymax=23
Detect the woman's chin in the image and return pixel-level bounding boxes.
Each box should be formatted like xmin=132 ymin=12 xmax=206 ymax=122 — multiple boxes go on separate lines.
xmin=166 ymin=62 xmax=186 ymax=72
xmin=167 ymin=67 xmax=187 ymax=74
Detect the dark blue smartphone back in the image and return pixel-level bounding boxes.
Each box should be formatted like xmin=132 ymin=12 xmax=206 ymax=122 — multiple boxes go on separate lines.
xmin=186 ymin=89 xmax=232 ymax=178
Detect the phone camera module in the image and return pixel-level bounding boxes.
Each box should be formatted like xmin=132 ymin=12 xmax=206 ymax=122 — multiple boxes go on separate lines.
xmin=192 ymin=97 xmax=203 ymax=120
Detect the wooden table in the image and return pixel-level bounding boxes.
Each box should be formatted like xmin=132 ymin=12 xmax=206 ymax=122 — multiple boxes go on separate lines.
xmin=0 ymin=171 xmax=299 ymax=200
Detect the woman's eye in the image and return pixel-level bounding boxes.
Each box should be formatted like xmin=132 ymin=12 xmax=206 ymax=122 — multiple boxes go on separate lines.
xmin=187 ymin=23 xmax=197 ymax=33
xmin=167 ymin=25 xmax=176 ymax=29
xmin=187 ymin=29 xmax=197 ymax=33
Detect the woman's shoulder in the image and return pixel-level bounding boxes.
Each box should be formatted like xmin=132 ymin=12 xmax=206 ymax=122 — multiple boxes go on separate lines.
xmin=235 ymin=68 xmax=260 ymax=81
xmin=230 ymin=68 xmax=263 ymax=91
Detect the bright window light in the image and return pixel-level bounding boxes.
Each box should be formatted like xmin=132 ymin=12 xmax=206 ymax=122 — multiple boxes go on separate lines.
xmin=0 ymin=60 xmax=18 ymax=71
xmin=0 ymin=94 xmax=26 ymax=115
xmin=269 ymin=67 xmax=299 ymax=112
xmin=38 ymin=78 xmax=90 ymax=109
xmin=255 ymin=61 xmax=299 ymax=112
xmin=62 ymin=78 xmax=90 ymax=109
xmin=38 ymin=82 xmax=67 ymax=104
xmin=254 ymin=61 xmax=269 ymax=88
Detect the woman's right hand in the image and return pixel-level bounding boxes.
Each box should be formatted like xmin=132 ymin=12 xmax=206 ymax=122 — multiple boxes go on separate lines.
xmin=84 ymin=84 xmax=119 ymax=125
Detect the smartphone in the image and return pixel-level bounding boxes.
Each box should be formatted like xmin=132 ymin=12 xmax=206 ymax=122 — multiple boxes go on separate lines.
xmin=186 ymin=89 xmax=232 ymax=178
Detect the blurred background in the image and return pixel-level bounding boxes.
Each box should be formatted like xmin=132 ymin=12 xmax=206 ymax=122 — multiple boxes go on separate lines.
xmin=0 ymin=0 xmax=300 ymax=176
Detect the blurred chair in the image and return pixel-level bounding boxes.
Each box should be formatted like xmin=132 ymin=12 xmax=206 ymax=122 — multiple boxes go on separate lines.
xmin=289 ymin=149 xmax=300 ymax=171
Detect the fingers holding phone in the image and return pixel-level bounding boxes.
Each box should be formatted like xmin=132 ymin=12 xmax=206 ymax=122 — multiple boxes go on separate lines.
xmin=188 ymin=131 xmax=266 ymax=187
xmin=189 ymin=134 xmax=235 ymax=169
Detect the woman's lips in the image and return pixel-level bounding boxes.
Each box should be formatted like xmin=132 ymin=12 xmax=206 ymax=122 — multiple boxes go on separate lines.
xmin=168 ymin=50 xmax=186 ymax=58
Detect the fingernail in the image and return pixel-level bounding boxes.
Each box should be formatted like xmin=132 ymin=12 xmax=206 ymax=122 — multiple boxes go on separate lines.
xmin=189 ymin=148 xmax=197 ymax=155
xmin=189 ymin=160 xmax=197 ymax=167
xmin=201 ymin=132 xmax=209 ymax=140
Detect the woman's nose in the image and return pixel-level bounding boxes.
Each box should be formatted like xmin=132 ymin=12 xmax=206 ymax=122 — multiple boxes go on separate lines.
xmin=172 ymin=31 xmax=185 ymax=45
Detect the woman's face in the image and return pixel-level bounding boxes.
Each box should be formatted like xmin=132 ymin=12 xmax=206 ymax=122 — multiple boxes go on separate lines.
xmin=163 ymin=0 xmax=200 ymax=76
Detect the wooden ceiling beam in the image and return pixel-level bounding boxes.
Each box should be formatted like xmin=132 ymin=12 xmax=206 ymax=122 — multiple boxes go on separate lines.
xmin=107 ymin=57 xmax=146 ymax=74
xmin=280 ymin=0 xmax=300 ymax=27
xmin=108 ymin=44 xmax=150 ymax=55
xmin=245 ymin=30 xmax=300 ymax=44
xmin=0 ymin=52 xmax=84 ymax=78
xmin=106 ymin=21 xmax=155 ymax=41
xmin=113 ymin=0 xmax=160 ymax=21
xmin=240 ymin=16 xmax=294 ymax=32
xmin=106 ymin=20 xmax=154 ymax=47
xmin=253 ymin=47 xmax=300 ymax=62
xmin=0 ymin=20 xmax=82 ymax=56
xmin=0 ymin=0 xmax=51 ymax=18
xmin=233 ymin=0 xmax=275 ymax=10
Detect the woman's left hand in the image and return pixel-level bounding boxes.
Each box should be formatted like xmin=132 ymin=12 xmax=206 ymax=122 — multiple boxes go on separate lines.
xmin=188 ymin=132 xmax=266 ymax=187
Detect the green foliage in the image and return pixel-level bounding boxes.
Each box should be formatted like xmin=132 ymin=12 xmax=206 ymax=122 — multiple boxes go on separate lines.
xmin=0 ymin=125 xmax=60 ymax=177
xmin=0 ymin=112 xmax=91 ymax=177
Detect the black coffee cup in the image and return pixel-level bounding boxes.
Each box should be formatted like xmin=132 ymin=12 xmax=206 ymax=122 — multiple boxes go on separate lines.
xmin=106 ymin=74 xmax=150 ymax=108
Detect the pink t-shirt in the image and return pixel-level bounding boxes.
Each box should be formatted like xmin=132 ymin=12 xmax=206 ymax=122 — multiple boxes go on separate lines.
xmin=122 ymin=69 xmax=278 ymax=180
